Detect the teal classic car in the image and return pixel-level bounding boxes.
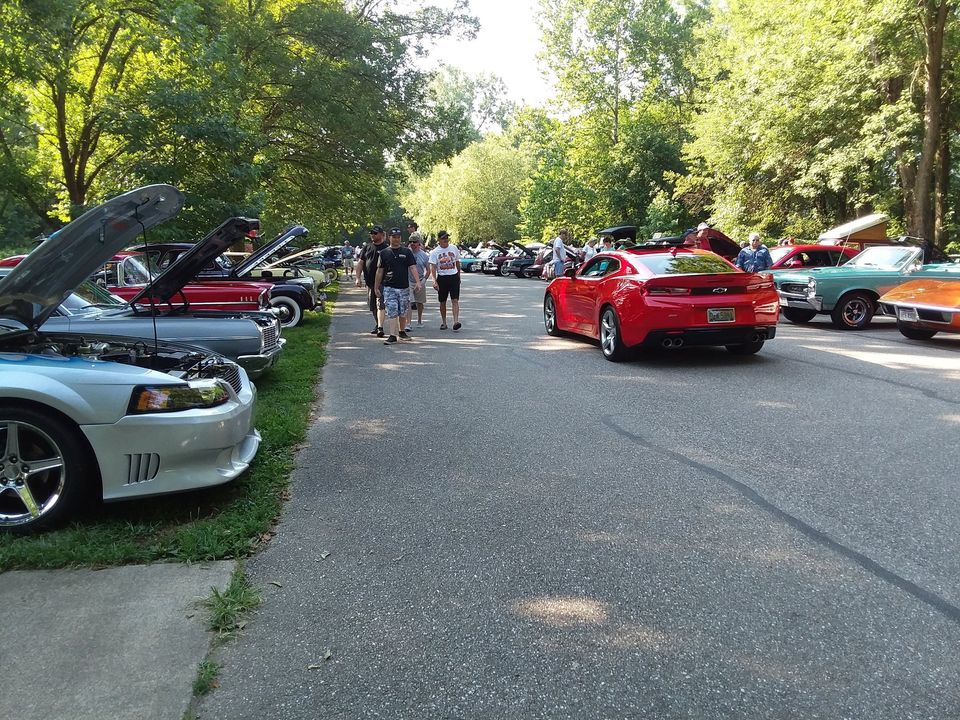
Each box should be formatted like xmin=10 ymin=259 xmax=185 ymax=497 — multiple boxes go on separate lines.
xmin=774 ymin=244 xmax=957 ymax=330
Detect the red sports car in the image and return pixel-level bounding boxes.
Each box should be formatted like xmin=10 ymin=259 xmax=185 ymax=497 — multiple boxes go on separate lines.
xmin=543 ymin=248 xmax=780 ymax=360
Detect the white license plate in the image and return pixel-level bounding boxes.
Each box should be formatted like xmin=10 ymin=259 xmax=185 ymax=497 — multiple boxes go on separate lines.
xmin=708 ymin=308 xmax=735 ymax=323
xmin=897 ymin=307 xmax=919 ymax=322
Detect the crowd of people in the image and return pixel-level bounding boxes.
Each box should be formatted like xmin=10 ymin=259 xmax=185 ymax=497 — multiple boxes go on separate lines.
xmin=349 ymin=222 xmax=464 ymax=345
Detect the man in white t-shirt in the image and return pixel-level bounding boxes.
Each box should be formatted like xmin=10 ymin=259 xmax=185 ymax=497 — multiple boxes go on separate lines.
xmin=428 ymin=230 xmax=462 ymax=330
xmin=552 ymin=229 xmax=569 ymax=278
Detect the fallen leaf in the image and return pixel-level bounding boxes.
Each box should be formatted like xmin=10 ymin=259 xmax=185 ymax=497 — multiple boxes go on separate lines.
xmin=236 ymin=620 xmax=248 ymax=630
xmin=268 ymin=580 xmax=283 ymax=588
xmin=320 ymin=551 xmax=331 ymax=560
xmin=323 ymin=649 xmax=333 ymax=661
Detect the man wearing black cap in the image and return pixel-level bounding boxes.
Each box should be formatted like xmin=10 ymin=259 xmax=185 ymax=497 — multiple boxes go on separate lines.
xmin=356 ymin=226 xmax=387 ymax=336
xmin=428 ymin=230 xmax=462 ymax=330
xmin=375 ymin=228 xmax=420 ymax=344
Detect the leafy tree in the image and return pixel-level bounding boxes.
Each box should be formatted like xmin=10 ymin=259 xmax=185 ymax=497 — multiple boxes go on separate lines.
xmin=401 ymin=134 xmax=534 ymax=243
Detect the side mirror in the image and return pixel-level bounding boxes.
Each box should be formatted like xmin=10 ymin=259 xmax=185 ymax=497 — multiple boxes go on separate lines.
xmin=564 ymin=267 xmax=576 ymax=278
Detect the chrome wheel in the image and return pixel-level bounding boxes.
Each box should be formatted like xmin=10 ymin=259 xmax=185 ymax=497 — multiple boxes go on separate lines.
xmin=498 ymin=263 xmax=511 ymax=277
xmin=544 ymin=295 xmax=559 ymax=336
xmin=599 ymin=308 xmax=627 ymax=361
xmin=270 ymin=296 xmax=303 ymax=328
xmin=831 ymin=292 xmax=874 ymax=330
xmin=842 ymin=299 xmax=869 ymax=325
xmin=0 ymin=420 xmax=67 ymax=528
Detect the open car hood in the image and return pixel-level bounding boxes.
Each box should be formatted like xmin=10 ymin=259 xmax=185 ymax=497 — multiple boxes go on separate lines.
xmin=233 ymin=225 xmax=309 ymax=276
xmin=0 ymin=185 xmax=184 ymax=330
xmin=130 ymin=217 xmax=259 ymax=304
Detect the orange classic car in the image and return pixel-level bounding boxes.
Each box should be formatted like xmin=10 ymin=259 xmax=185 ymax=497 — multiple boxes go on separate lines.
xmin=879 ymin=264 xmax=960 ymax=340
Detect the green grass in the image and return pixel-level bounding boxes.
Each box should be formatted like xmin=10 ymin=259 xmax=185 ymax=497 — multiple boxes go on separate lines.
xmin=192 ymin=660 xmax=222 ymax=696
xmin=202 ymin=564 xmax=261 ymax=636
xmin=0 ymin=286 xmax=338 ymax=570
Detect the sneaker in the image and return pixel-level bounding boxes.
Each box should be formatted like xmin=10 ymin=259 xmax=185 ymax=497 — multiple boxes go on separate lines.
xmin=369 ymin=327 xmax=379 ymax=335
xmin=417 ymin=321 xmax=423 ymax=327
xmin=440 ymin=324 xmax=448 ymax=330
xmin=384 ymin=335 xmax=398 ymax=345
xmin=376 ymin=328 xmax=385 ymax=338
xmin=452 ymin=322 xmax=462 ymax=331
xmin=399 ymin=331 xmax=411 ymax=340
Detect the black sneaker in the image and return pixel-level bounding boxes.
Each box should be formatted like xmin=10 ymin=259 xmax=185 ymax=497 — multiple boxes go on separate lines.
xmin=369 ymin=327 xmax=379 ymax=335
xmin=384 ymin=335 xmax=398 ymax=345
xmin=376 ymin=327 xmax=385 ymax=338
xmin=399 ymin=331 xmax=411 ymax=340
xmin=452 ymin=322 xmax=462 ymax=331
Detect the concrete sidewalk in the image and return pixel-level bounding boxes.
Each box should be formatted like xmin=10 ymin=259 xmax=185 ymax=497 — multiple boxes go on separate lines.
xmin=1 ymin=561 xmax=233 ymax=720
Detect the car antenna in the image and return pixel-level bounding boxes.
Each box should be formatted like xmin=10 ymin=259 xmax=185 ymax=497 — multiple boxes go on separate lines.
xmin=134 ymin=200 xmax=161 ymax=362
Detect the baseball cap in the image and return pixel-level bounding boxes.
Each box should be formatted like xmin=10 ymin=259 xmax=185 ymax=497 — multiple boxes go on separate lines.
xmin=438 ymin=230 xmax=450 ymax=239
xmin=370 ymin=225 xmax=384 ymax=234
xmin=389 ymin=227 xmax=402 ymax=236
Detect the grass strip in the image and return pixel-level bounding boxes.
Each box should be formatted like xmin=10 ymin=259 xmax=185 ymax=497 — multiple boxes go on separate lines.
xmin=0 ymin=285 xmax=338 ymax=570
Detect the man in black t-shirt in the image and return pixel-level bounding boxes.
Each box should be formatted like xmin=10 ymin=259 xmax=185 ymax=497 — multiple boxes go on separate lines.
xmin=356 ymin=226 xmax=388 ymax=336
xmin=375 ymin=228 xmax=421 ymax=344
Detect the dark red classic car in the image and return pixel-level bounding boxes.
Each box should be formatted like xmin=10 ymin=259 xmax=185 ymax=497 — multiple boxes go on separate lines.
xmin=543 ymin=245 xmax=779 ymax=361
xmin=767 ymin=244 xmax=859 ymax=269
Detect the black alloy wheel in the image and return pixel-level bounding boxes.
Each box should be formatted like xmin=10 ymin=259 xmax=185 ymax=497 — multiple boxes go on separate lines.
xmin=830 ymin=292 xmax=875 ymax=330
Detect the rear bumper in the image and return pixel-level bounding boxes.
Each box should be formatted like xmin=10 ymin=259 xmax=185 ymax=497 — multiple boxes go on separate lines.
xmin=639 ymin=325 xmax=777 ymax=349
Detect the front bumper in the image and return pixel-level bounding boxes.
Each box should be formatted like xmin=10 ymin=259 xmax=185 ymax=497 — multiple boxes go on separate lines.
xmin=778 ymin=291 xmax=822 ymax=312
xmin=83 ymin=375 xmax=261 ymax=501
xmin=238 ymin=337 xmax=286 ymax=379
xmin=639 ymin=325 xmax=777 ymax=349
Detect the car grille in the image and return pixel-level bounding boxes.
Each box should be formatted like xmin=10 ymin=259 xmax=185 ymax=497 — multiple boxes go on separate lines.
xmin=125 ymin=453 xmax=160 ymax=485
xmin=222 ymin=364 xmax=243 ymax=394
xmin=262 ymin=322 xmax=280 ymax=351
xmin=780 ymin=282 xmax=808 ymax=295
xmin=919 ymin=308 xmax=951 ymax=322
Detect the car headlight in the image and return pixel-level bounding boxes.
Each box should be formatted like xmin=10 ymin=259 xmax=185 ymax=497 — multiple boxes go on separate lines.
xmin=806 ymin=277 xmax=817 ymax=296
xmin=128 ymin=380 xmax=230 ymax=414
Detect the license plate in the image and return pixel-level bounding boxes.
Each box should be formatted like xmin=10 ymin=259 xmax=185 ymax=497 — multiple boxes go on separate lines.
xmin=897 ymin=307 xmax=919 ymax=322
xmin=708 ymin=308 xmax=735 ymax=323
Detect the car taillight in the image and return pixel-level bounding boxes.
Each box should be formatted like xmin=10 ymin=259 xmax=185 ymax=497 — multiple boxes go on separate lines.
xmin=645 ymin=287 xmax=692 ymax=296
xmin=747 ymin=279 xmax=774 ymax=291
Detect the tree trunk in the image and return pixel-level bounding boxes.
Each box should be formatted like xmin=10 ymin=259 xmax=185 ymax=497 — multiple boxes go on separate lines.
xmin=909 ymin=0 xmax=949 ymax=241
xmin=934 ymin=97 xmax=950 ymax=247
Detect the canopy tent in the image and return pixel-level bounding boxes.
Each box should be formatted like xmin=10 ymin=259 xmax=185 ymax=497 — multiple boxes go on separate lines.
xmin=818 ymin=214 xmax=888 ymax=243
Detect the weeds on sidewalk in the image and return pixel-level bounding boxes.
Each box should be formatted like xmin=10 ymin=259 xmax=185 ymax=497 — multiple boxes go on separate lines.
xmin=202 ymin=564 xmax=261 ymax=637
xmin=192 ymin=660 xmax=222 ymax=696
xmin=0 ymin=287 xmax=338 ymax=570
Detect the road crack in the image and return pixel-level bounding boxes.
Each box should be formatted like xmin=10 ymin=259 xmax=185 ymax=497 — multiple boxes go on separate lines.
xmin=600 ymin=414 xmax=960 ymax=626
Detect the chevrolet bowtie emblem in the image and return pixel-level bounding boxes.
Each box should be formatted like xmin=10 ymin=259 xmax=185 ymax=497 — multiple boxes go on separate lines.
xmin=712 ymin=287 xmax=728 ymax=294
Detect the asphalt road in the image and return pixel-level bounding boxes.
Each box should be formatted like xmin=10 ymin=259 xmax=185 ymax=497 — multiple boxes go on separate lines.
xmin=200 ymin=271 xmax=960 ymax=719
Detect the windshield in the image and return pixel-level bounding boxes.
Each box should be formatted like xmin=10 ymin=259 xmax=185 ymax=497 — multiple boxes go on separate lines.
xmin=121 ymin=254 xmax=162 ymax=285
xmin=633 ymin=253 xmax=738 ymax=275
xmin=59 ymin=280 xmax=126 ymax=314
xmin=845 ymin=246 xmax=919 ymax=270
xmin=769 ymin=247 xmax=792 ymax=263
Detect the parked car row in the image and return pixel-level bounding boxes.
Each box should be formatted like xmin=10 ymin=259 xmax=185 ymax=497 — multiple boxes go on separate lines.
xmin=0 ymin=184 xmax=324 ymax=534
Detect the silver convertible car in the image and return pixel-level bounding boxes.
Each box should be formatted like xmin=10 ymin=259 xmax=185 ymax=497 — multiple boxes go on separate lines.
xmin=0 ymin=185 xmax=261 ymax=532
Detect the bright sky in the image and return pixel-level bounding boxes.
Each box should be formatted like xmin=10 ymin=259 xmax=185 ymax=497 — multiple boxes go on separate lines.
xmin=423 ymin=0 xmax=554 ymax=107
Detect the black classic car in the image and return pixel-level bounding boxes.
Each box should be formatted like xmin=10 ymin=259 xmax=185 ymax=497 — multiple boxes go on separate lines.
xmin=143 ymin=225 xmax=322 ymax=327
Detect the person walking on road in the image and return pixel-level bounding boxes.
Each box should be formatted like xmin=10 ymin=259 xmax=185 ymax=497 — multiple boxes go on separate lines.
xmin=375 ymin=228 xmax=421 ymax=345
xmin=552 ymin=229 xmax=569 ymax=279
xmin=428 ymin=230 xmax=462 ymax=331
xmin=356 ymin=226 xmax=388 ymax=337
xmin=406 ymin=233 xmax=430 ymax=327
xmin=735 ymin=232 xmax=773 ymax=273
xmin=341 ymin=241 xmax=355 ymax=278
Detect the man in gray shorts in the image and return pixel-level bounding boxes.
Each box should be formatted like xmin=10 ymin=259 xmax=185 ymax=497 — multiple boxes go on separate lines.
xmin=375 ymin=228 xmax=421 ymax=344
xmin=406 ymin=233 xmax=429 ymax=327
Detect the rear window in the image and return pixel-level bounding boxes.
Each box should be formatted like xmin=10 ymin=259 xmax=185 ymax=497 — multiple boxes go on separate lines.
xmin=634 ymin=253 xmax=737 ymax=275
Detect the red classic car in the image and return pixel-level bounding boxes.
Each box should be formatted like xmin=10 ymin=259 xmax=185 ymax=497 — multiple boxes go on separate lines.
xmin=768 ymin=244 xmax=859 ymax=270
xmin=543 ymin=246 xmax=779 ymax=360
